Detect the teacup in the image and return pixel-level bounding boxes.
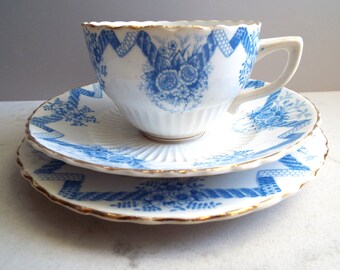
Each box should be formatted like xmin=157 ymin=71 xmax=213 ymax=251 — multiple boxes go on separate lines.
xmin=82 ymin=20 xmax=303 ymax=142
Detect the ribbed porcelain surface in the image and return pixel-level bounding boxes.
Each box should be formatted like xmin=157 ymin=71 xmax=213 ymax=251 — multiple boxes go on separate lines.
xmin=18 ymin=128 xmax=328 ymax=224
xmin=26 ymin=81 xmax=319 ymax=177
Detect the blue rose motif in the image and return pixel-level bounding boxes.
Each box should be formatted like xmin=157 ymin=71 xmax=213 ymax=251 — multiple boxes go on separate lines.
xmin=252 ymin=106 xmax=288 ymax=127
xmin=179 ymin=64 xmax=198 ymax=85
xmin=244 ymin=94 xmax=295 ymax=131
xmin=156 ymin=70 xmax=178 ymax=91
xmin=141 ymin=35 xmax=214 ymax=112
xmin=84 ymin=27 xmax=263 ymax=113
xmin=174 ymin=85 xmax=191 ymax=99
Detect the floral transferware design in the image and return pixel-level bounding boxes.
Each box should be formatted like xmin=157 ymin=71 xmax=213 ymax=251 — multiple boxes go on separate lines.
xmin=233 ymin=89 xmax=313 ymax=134
xmin=194 ymin=88 xmax=313 ymax=168
xmin=83 ymin=27 xmax=259 ymax=112
xmin=30 ymin=84 xmax=146 ymax=169
xmin=248 ymin=91 xmax=313 ymax=131
xmin=27 ymin=80 xmax=318 ymax=176
xmin=17 ymin=127 xmax=328 ymax=224
xmin=31 ymin=149 xmax=310 ymax=212
xmin=42 ymin=98 xmax=96 ymax=127
xmin=140 ymin=35 xmax=212 ymax=112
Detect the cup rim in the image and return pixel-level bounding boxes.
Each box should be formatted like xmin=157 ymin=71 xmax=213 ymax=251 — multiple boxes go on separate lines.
xmin=82 ymin=20 xmax=261 ymax=30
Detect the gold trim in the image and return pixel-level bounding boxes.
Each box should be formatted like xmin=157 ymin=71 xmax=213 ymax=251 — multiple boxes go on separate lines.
xmin=24 ymin=86 xmax=322 ymax=177
xmin=16 ymin=131 xmax=329 ymax=224
xmin=141 ymin=130 xmax=205 ymax=143
xmin=81 ymin=20 xmax=261 ymax=30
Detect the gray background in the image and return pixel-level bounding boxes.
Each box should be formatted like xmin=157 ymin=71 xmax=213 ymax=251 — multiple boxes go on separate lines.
xmin=1 ymin=0 xmax=339 ymax=100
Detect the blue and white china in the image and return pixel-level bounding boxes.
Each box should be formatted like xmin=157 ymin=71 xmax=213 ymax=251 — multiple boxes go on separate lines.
xmin=18 ymin=128 xmax=328 ymax=224
xmin=27 ymin=80 xmax=319 ymax=178
xmin=82 ymin=20 xmax=303 ymax=141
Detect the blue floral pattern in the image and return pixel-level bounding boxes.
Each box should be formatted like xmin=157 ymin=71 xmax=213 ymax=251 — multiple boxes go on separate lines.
xmin=30 ymin=85 xmax=147 ymax=169
xmin=194 ymin=150 xmax=255 ymax=168
xmin=42 ymin=98 xmax=96 ymax=127
xmin=233 ymin=90 xmax=313 ymax=133
xmin=83 ymin=27 xmax=260 ymax=112
xmin=248 ymin=91 xmax=312 ymax=131
xmin=29 ymin=146 xmax=312 ymax=213
xmin=28 ymin=80 xmax=316 ymax=173
xmin=42 ymin=139 xmax=145 ymax=169
xmin=111 ymin=179 xmax=223 ymax=211
xmin=195 ymin=88 xmax=313 ymax=168
xmin=139 ymin=34 xmax=213 ymax=112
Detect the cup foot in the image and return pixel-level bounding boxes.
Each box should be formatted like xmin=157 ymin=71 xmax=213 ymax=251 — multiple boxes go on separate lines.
xmin=141 ymin=131 xmax=205 ymax=144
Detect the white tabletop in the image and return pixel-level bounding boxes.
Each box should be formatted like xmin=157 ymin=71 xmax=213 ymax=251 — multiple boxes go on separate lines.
xmin=0 ymin=92 xmax=339 ymax=270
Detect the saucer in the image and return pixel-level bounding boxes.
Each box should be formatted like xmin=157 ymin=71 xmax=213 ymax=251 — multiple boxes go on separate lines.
xmin=18 ymin=128 xmax=328 ymax=224
xmin=26 ymin=80 xmax=319 ymax=177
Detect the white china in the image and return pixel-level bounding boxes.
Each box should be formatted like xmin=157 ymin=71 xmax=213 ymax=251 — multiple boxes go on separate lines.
xmin=18 ymin=128 xmax=328 ymax=224
xmin=26 ymin=80 xmax=319 ymax=178
xmin=82 ymin=20 xmax=303 ymax=140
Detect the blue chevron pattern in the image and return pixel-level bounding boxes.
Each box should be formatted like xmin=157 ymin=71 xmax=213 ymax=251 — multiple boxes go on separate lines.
xmin=30 ymin=84 xmax=147 ymax=169
xmin=194 ymin=87 xmax=313 ymax=168
xmin=83 ymin=27 xmax=259 ymax=112
xmin=31 ymin=84 xmax=102 ymax=133
xmin=32 ymin=152 xmax=310 ymax=212
xmin=29 ymin=80 xmax=313 ymax=170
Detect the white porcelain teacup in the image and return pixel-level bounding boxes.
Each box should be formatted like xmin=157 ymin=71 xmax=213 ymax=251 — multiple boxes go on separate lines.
xmin=82 ymin=20 xmax=303 ymax=142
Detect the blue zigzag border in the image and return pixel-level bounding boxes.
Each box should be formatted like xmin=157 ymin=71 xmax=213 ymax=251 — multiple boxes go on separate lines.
xmin=30 ymin=84 xmax=146 ymax=169
xmin=32 ymin=153 xmax=310 ymax=212
xmin=85 ymin=27 xmax=256 ymax=70
xmin=29 ymin=81 xmax=313 ymax=170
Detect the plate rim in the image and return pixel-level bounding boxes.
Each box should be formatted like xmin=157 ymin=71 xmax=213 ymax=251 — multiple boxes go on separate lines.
xmin=25 ymin=82 xmax=321 ymax=178
xmin=17 ymin=129 xmax=329 ymax=224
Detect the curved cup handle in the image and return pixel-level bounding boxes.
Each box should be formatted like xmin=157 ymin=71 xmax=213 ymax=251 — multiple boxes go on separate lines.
xmin=229 ymin=36 xmax=303 ymax=113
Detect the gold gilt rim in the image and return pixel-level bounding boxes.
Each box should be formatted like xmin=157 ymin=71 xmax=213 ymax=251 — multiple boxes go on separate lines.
xmin=81 ymin=20 xmax=261 ymax=30
xmin=24 ymin=86 xmax=321 ymax=177
xmin=17 ymin=130 xmax=328 ymax=224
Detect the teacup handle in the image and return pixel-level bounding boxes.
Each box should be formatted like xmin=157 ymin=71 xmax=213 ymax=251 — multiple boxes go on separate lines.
xmin=229 ymin=36 xmax=303 ymax=113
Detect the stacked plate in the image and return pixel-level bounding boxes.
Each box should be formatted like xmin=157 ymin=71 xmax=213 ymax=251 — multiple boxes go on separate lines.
xmin=18 ymin=80 xmax=328 ymax=224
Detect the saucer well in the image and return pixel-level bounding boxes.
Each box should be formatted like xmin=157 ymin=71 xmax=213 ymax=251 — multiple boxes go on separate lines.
xmin=18 ymin=128 xmax=328 ymax=224
xmin=26 ymin=80 xmax=319 ymax=177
